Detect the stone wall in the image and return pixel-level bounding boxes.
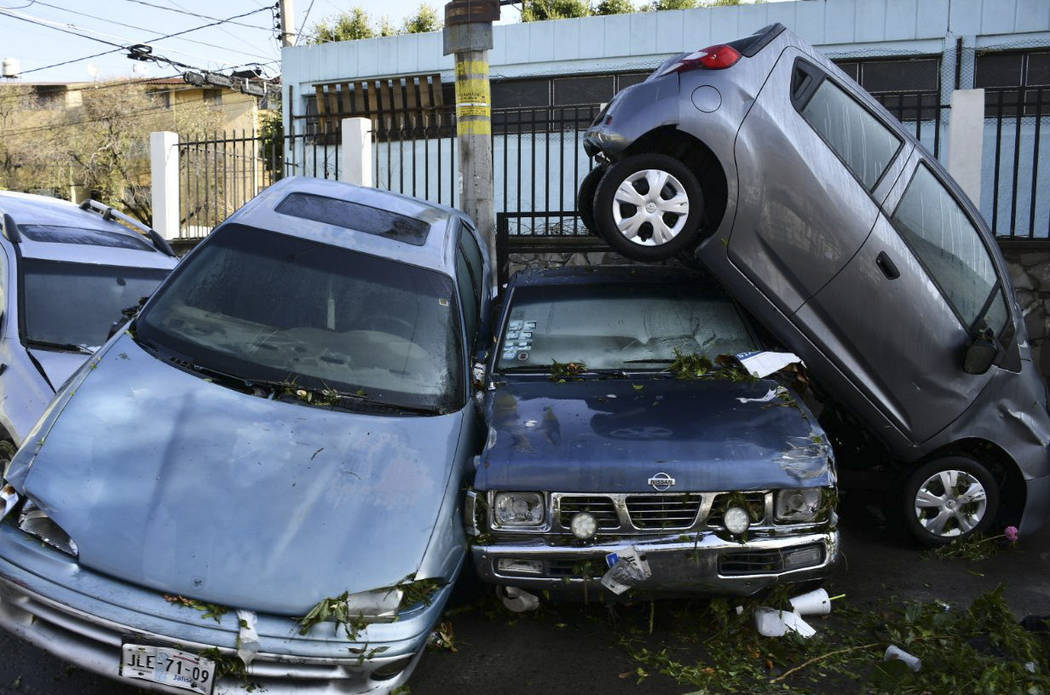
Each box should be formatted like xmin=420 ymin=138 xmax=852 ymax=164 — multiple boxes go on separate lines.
xmin=1001 ymin=244 xmax=1050 ymax=379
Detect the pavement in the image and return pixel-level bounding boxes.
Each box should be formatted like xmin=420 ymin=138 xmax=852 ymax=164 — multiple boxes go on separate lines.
xmin=2 ymin=489 xmax=1049 ymax=695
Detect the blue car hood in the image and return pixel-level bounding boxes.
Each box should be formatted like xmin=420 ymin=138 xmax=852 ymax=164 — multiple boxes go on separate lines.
xmin=477 ymin=377 xmax=832 ymax=492
xmin=14 ymin=334 xmax=465 ymax=615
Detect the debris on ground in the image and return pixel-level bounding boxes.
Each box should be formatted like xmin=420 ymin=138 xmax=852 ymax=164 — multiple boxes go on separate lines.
xmin=497 ymin=585 xmax=540 ymax=612
xmin=883 ymin=644 xmax=922 ymax=672
xmin=754 ymin=607 xmax=816 ymax=638
xmin=600 ymin=547 xmax=652 ymax=596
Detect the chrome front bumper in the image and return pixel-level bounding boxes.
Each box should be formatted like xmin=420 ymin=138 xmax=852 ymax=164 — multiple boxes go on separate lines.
xmin=0 ymin=524 xmax=450 ymax=694
xmin=472 ymin=529 xmax=838 ymax=597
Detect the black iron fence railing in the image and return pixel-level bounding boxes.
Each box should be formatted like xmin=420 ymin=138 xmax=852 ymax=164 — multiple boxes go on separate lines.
xmin=175 ymin=87 xmax=1047 ymax=241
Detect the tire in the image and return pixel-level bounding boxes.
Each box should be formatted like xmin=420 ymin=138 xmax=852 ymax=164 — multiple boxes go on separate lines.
xmin=592 ymin=153 xmax=704 ymax=262
xmin=901 ymin=456 xmax=1000 ymax=547
xmin=577 ymin=164 xmax=605 ymax=236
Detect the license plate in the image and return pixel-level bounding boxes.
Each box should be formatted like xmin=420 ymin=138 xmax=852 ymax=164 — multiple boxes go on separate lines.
xmin=120 ymin=643 xmax=216 ymax=695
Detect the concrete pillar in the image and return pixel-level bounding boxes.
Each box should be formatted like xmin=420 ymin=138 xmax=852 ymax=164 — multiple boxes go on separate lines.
xmin=947 ymin=88 xmax=985 ymax=206
xmin=444 ymin=3 xmax=498 ymax=280
xmin=340 ymin=118 xmax=373 ymax=187
xmin=150 ymin=131 xmax=179 ymax=240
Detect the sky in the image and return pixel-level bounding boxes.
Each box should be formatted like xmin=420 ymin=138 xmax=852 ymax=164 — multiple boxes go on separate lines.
xmin=0 ymin=0 xmax=479 ymax=83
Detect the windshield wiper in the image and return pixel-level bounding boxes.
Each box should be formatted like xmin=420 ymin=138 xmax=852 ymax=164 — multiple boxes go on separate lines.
xmin=622 ymin=358 xmax=675 ymax=364
xmin=179 ymin=360 xmax=441 ymax=415
xmin=25 ymin=339 xmax=95 ymax=355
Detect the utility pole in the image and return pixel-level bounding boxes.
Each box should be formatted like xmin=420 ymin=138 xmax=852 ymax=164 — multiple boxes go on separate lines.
xmin=279 ymin=0 xmax=296 ymax=48
xmin=443 ymin=0 xmax=498 ymax=270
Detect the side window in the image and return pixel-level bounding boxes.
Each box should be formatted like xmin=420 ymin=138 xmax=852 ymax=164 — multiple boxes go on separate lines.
xmin=796 ymin=67 xmax=902 ymax=190
xmin=455 ymin=248 xmax=479 ymax=349
xmin=890 ymin=164 xmax=1005 ymax=335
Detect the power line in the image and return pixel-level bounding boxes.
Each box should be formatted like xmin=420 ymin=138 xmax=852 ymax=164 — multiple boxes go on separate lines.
xmin=4 ymin=5 xmax=275 ymax=75
xmin=29 ymin=1 xmax=275 ymax=61
xmin=123 ymin=0 xmax=273 ymax=31
xmin=296 ymin=0 xmax=317 ymax=43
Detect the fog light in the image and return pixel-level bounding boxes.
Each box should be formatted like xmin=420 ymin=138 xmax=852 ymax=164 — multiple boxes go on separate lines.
xmin=496 ymin=558 xmax=544 ymax=575
xmin=783 ymin=544 xmax=824 ymax=571
xmin=723 ymin=506 xmax=751 ymax=535
xmin=370 ymin=655 xmax=413 ymax=681
xmin=570 ymin=512 xmax=597 ymax=540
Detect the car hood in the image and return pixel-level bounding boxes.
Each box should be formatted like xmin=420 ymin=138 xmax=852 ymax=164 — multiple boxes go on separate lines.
xmin=477 ymin=376 xmax=832 ymax=492
xmin=14 ymin=334 xmax=466 ymax=615
xmin=26 ymin=347 xmax=89 ymax=392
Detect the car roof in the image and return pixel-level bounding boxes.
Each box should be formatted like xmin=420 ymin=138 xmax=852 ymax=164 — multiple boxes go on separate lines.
xmin=0 ymin=191 xmax=176 ymax=270
xmin=220 ymin=176 xmax=473 ymax=277
xmin=507 ymin=264 xmax=724 ymax=291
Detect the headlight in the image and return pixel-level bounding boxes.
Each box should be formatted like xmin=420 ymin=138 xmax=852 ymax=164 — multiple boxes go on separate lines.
xmin=18 ymin=499 xmax=78 ymax=557
xmin=492 ymin=492 xmax=545 ymax=527
xmin=775 ymin=488 xmax=823 ymax=523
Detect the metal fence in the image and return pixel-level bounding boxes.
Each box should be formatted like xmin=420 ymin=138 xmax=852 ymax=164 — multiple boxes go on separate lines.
xmin=174 ymin=87 xmax=1047 ymax=241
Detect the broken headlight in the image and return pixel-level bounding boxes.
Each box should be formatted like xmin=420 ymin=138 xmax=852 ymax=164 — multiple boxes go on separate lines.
xmin=492 ymin=492 xmax=544 ymax=527
xmin=17 ymin=499 xmax=78 ymax=557
xmin=774 ymin=488 xmax=822 ymax=523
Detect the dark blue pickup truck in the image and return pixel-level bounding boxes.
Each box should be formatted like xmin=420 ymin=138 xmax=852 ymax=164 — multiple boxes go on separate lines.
xmin=467 ymin=266 xmax=838 ymax=599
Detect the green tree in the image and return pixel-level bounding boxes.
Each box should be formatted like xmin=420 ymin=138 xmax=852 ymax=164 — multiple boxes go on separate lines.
xmin=593 ymin=0 xmax=634 ymax=14
xmin=403 ymin=4 xmax=442 ymax=33
xmin=311 ymin=8 xmax=374 ymax=43
xmin=651 ymin=0 xmax=695 ymax=9
xmin=521 ymin=0 xmax=590 ymax=21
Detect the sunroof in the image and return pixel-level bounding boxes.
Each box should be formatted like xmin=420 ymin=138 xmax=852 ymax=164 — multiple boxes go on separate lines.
xmin=19 ymin=224 xmax=153 ymax=251
xmin=275 ymin=192 xmax=431 ymax=246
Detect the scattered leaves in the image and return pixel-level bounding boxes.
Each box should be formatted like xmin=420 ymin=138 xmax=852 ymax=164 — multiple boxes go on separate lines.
xmin=163 ymin=595 xmax=228 ymax=623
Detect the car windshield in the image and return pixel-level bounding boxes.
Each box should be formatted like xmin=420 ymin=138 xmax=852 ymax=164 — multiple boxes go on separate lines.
xmin=495 ymin=283 xmax=757 ymax=372
xmin=21 ymin=259 xmax=169 ymax=350
xmin=135 ymin=224 xmax=464 ymax=412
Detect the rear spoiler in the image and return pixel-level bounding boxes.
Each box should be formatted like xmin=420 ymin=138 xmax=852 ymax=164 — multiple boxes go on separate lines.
xmin=79 ymin=199 xmax=176 ymax=257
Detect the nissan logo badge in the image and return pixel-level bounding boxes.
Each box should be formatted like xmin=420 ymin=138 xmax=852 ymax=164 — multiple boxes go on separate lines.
xmin=648 ymin=472 xmax=676 ymax=491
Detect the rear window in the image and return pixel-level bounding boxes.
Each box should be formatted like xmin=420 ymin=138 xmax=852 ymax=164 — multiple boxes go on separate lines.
xmin=19 ymin=224 xmax=153 ymax=251
xmin=275 ymin=192 xmax=431 ymax=246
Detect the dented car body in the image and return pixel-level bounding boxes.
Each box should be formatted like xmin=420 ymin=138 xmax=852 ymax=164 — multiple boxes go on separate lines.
xmin=581 ymin=23 xmax=1050 ymax=544
xmin=469 ymin=267 xmax=837 ymax=597
xmin=0 ymin=177 xmax=491 ymax=693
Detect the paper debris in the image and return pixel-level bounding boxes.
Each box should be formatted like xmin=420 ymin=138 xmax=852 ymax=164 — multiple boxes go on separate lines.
xmin=235 ymin=610 xmax=260 ymax=666
xmin=601 ymin=547 xmax=652 ymax=595
xmin=735 ymin=351 xmax=803 ymax=378
xmin=754 ymin=607 xmax=816 ymax=638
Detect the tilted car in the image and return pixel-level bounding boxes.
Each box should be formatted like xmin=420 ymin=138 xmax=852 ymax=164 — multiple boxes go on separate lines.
xmin=0 ymin=192 xmax=177 ymax=464
xmin=468 ymin=266 xmax=837 ymax=599
xmin=0 ymin=177 xmax=492 ymax=694
xmin=580 ymin=24 xmax=1050 ymax=545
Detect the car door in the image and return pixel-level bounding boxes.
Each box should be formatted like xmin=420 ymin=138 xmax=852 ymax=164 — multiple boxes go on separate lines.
xmin=798 ymin=149 xmax=1013 ymax=443
xmin=728 ymin=50 xmax=905 ymax=315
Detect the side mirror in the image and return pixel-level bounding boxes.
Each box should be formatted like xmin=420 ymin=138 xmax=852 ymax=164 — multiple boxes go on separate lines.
xmin=963 ymin=331 xmax=997 ymax=375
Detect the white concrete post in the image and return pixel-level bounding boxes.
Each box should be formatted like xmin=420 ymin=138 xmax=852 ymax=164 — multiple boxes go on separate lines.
xmin=340 ymin=118 xmax=373 ymax=187
xmin=947 ymin=88 xmax=985 ymax=206
xmin=150 ymin=131 xmax=180 ymax=240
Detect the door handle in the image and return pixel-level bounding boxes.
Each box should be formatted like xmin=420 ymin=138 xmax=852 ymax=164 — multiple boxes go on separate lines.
xmin=876 ymin=251 xmax=900 ymax=280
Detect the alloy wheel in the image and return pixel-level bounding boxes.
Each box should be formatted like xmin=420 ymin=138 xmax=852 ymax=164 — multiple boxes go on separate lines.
xmin=912 ymin=468 xmax=988 ymax=537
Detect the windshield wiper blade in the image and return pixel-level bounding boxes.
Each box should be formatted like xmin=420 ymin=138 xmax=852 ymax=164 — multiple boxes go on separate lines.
xmin=25 ymin=339 xmax=94 ymax=355
xmin=622 ymin=358 xmax=675 ymax=364
xmin=498 ymin=366 xmax=551 ymax=373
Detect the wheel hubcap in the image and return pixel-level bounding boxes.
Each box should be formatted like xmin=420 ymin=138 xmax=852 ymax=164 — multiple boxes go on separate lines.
xmin=611 ymin=168 xmax=689 ymax=247
xmin=913 ymin=469 xmax=988 ymax=537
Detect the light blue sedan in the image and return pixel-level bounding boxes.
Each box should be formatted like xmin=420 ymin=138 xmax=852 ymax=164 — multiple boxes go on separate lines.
xmin=0 ymin=177 xmax=491 ymax=694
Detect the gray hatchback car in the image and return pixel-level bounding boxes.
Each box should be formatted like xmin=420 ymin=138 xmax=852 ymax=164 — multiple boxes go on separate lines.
xmin=582 ymin=24 xmax=1050 ymax=545
xmin=0 ymin=192 xmax=176 ymax=460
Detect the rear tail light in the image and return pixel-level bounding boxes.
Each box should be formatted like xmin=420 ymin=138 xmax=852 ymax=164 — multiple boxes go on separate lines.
xmin=666 ymin=44 xmax=741 ymax=75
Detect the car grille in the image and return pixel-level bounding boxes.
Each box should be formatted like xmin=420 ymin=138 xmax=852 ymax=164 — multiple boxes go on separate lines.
xmin=624 ymin=494 xmax=703 ymax=529
xmin=547 ymin=491 xmax=771 ymax=534
xmin=558 ymin=495 xmax=620 ymax=529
